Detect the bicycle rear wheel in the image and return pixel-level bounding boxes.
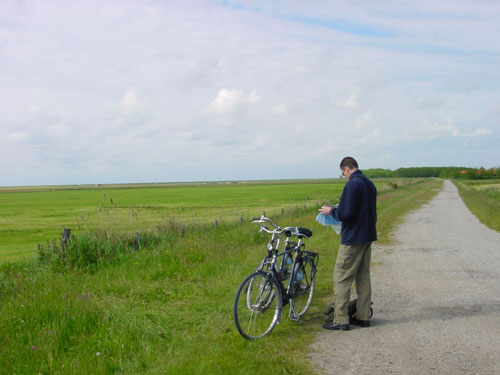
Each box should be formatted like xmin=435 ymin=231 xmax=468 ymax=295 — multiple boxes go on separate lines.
xmin=289 ymin=257 xmax=316 ymax=317
xmin=234 ymin=271 xmax=282 ymax=340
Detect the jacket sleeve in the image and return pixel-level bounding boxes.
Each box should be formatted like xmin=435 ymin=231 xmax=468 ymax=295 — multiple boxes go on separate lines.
xmin=331 ymin=181 xmax=357 ymax=222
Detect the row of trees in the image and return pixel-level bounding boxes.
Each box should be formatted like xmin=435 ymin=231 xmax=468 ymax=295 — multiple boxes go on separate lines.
xmin=363 ymin=167 xmax=499 ymax=180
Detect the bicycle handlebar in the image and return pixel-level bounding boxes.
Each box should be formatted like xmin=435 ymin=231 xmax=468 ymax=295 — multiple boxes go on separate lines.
xmin=252 ymin=215 xmax=280 ymax=228
xmin=252 ymin=215 xmax=313 ymax=239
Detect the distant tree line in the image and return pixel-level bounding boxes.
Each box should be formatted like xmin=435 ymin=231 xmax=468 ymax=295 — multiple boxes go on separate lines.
xmin=363 ymin=167 xmax=499 ymax=180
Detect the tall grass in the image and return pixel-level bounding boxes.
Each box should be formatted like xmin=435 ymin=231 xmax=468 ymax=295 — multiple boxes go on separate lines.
xmin=0 ymin=179 xmax=443 ymax=374
xmin=453 ymin=179 xmax=500 ymax=232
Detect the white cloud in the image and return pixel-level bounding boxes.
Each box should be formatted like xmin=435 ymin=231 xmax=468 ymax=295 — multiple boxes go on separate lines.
xmin=254 ymin=134 xmax=271 ymax=148
xmin=341 ymin=91 xmax=359 ymax=109
xmin=247 ymin=90 xmax=261 ymax=104
xmin=402 ymin=121 xmax=494 ymax=142
xmin=27 ymin=105 xmax=41 ymax=113
xmin=470 ymin=128 xmax=493 ymax=137
xmin=355 ymin=110 xmax=373 ymax=130
xmin=206 ymin=89 xmax=261 ymax=116
xmin=446 ymin=124 xmax=460 ymax=137
xmin=7 ymin=131 xmax=27 ymax=141
xmin=120 ymin=91 xmax=147 ymax=116
xmin=272 ymin=105 xmax=287 ymax=115
xmin=360 ymin=128 xmax=381 ymax=144
xmin=401 ymin=120 xmax=459 ymax=141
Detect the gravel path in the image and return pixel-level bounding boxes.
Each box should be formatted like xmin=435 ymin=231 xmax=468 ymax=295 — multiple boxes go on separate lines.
xmin=309 ymin=180 xmax=500 ymax=374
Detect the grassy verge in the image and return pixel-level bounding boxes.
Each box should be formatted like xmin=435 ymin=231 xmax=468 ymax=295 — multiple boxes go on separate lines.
xmin=453 ymin=179 xmax=500 ymax=232
xmin=0 ymin=179 xmax=443 ymax=374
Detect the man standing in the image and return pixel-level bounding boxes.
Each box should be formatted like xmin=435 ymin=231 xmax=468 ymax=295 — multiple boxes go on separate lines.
xmin=319 ymin=156 xmax=377 ymax=331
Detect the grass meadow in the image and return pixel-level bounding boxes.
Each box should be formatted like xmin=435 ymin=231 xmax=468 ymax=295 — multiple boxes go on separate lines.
xmin=0 ymin=178 xmax=443 ymax=374
xmin=454 ymin=179 xmax=500 ymax=232
xmin=0 ymin=180 xmax=343 ymax=263
xmin=0 ymin=179 xmax=416 ymax=263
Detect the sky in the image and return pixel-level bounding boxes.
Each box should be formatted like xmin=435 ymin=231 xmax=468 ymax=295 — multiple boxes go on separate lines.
xmin=1 ymin=0 xmax=499 ymax=186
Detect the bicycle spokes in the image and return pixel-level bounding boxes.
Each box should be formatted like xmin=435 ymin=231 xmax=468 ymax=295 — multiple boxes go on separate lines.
xmin=234 ymin=272 xmax=282 ymax=340
xmin=289 ymin=258 xmax=316 ymax=317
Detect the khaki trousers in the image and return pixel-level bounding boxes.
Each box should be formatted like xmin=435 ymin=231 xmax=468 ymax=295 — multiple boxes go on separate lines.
xmin=334 ymin=242 xmax=372 ymax=324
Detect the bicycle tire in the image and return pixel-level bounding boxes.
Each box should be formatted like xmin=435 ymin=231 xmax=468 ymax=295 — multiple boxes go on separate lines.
xmin=289 ymin=257 xmax=316 ymax=317
xmin=233 ymin=271 xmax=282 ymax=340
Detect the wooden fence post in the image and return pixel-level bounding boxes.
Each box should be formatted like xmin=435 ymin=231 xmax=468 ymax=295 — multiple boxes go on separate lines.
xmin=62 ymin=227 xmax=71 ymax=258
xmin=134 ymin=233 xmax=140 ymax=250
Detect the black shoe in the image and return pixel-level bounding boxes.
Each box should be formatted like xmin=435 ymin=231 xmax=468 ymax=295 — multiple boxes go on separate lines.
xmin=322 ymin=322 xmax=350 ymax=331
xmin=351 ymin=318 xmax=370 ymax=327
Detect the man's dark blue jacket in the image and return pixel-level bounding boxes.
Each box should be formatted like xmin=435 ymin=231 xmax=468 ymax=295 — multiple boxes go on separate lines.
xmin=331 ymin=169 xmax=377 ymax=245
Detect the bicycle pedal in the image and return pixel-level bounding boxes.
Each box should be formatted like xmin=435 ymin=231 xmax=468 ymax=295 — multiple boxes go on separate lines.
xmin=289 ymin=311 xmax=301 ymax=322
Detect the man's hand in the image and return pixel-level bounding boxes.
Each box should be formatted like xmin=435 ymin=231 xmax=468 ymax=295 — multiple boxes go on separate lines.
xmin=319 ymin=205 xmax=334 ymax=215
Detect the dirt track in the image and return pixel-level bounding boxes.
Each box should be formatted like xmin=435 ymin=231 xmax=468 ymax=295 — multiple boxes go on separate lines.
xmin=309 ymin=180 xmax=500 ymax=374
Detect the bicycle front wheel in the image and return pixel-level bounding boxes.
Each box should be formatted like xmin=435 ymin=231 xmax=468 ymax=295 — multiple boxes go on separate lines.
xmin=234 ymin=271 xmax=282 ymax=340
xmin=289 ymin=257 xmax=316 ymax=317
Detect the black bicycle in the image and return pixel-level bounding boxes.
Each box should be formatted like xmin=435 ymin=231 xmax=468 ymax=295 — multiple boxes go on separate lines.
xmin=233 ymin=215 xmax=318 ymax=340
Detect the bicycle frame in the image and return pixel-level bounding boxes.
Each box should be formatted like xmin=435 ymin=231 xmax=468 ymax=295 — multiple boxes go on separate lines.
xmin=233 ymin=214 xmax=319 ymax=339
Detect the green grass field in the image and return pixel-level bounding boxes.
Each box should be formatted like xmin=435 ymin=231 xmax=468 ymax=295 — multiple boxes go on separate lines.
xmin=453 ymin=179 xmax=500 ymax=232
xmin=0 ymin=178 xmax=443 ymax=374
xmin=0 ymin=178 xmax=421 ymax=263
xmin=0 ymin=180 xmax=345 ymax=263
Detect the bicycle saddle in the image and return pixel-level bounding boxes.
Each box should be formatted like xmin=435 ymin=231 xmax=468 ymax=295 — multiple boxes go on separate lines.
xmin=286 ymin=227 xmax=312 ymax=239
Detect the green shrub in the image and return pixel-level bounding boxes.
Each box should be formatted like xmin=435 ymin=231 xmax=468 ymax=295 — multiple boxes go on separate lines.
xmin=38 ymin=229 xmax=164 ymax=270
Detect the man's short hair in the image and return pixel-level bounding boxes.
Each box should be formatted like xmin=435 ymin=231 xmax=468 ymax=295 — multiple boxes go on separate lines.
xmin=340 ymin=156 xmax=358 ymax=170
